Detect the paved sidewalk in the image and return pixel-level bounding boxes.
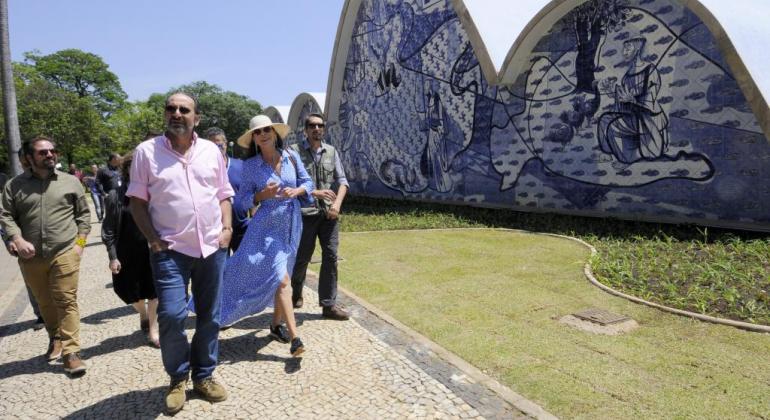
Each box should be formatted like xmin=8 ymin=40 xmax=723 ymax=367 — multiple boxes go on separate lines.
xmin=0 ymin=226 xmax=536 ymax=419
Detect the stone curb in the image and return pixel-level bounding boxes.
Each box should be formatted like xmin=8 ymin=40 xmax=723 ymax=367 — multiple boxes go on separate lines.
xmin=310 ymin=231 xmax=559 ymax=420
xmin=335 ymin=283 xmax=558 ymax=420
xmin=562 ymin=235 xmax=770 ymax=334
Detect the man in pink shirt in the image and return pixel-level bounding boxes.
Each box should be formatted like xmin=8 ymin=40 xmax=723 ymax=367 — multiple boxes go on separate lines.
xmin=128 ymin=92 xmax=234 ymax=415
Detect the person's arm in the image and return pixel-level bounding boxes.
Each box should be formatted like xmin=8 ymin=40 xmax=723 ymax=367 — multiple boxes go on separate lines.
xmin=283 ymin=150 xmax=314 ymax=199
xmin=214 ymin=149 xmax=234 ymax=248
xmin=95 ymin=169 xmax=107 ymax=195
xmin=72 ymin=178 xmax=91 ymax=256
xmin=328 ymin=185 xmax=348 ymax=220
xmin=0 ymin=182 xmax=21 ymax=244
xmin=218 ymin=199 xmax=232 ymax=248
xmin=101 ymin=191 xmax=120 ymax=261
xmin=129 ymin=197 xmax=167 ymax=253
xmin=0 ymin=181 xmax=34 ymax=258
xmin=327 ymin=150 xmax=349 ymax=220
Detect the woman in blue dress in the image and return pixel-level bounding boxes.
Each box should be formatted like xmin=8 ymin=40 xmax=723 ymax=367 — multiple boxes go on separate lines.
xmin=221 ymin=115 xmax=314 ymax=357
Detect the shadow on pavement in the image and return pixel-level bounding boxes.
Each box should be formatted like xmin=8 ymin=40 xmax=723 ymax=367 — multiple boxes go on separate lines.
xmin=217 ymin=312 xmax=309 ymax=374
xmin=81 ymin=305 xmax=135 ymax=325
xmin=0 ymin=319 xmax=38 ymax=340
xmin=0 ymin=331 xmax=149 ymax=381
xmin=80 ymin=331 xmax=150 ymax=360
xmin=220 ymin=311 xmax=312 ymax=331
xmin=61 ymin=387 xmax=165 ymax=419
xmin=0 ymin=354 xmax=62 ymax=381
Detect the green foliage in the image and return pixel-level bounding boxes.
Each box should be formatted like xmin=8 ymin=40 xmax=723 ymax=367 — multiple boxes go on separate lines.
xmin=24 ymin=49 xmax=127 ymax=115
xmin=0 ymin=63 xmax=102 ymax=169
xmin=104 ymin=100 xmax=164 ymax=153
xmin=166 ymin=81 xmax=262 ymax=143
xmin=1 ymin=50 xmax=262 ymax=173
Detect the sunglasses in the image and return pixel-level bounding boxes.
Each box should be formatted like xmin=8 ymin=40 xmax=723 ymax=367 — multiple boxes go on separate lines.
xmin=36 ymin=149 xmax=58 ymax=157
xmin=306 ymin=123 xmax=325 ymax=129
xmin=253 ymin=126 xmax=273 ymax=135
xmin=165 ymin=105 xmax=193 ymax=115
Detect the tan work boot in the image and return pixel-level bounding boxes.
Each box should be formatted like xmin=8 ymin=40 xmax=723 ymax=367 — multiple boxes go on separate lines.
xmin=45 ymin=338 xmax=62 ymax=361
xmin=165 ymin=377 xmax=188 ymax=415
xmin=193 ymin=377 xmax=228 ymax=402
xmin=63 ymin=353 xmax=87 ymax=376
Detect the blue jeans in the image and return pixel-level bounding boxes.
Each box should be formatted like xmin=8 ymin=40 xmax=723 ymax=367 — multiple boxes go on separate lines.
xmin=90 ymin=191 xmax=103 ymax=221
xmin=150 ymin=248 xmax=226 ymax=381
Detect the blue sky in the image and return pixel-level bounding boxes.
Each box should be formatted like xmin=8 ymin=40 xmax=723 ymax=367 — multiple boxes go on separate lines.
xmin=8 ymin=0 xmax=345 ymax=107
xmin=8 ymin=0 xmax=767 ymax=108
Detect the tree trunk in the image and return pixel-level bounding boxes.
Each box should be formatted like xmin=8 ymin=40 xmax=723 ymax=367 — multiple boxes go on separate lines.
xmin=0 ymin=0 xmax=22 ymax=176
xmin=575 ymin=15 xmax=602 ymax=94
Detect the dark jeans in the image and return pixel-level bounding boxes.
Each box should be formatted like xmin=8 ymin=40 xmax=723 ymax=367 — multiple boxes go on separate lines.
xmin=90 ymin=192 xmax=103 ymax=221
xmin=150 ymin=248 xmax=226 ymax=381
xmin=291 ymin=213 xmax=339 ymax=307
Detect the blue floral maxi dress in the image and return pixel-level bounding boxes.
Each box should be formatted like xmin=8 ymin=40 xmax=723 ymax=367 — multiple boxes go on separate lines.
xmin=218 ymin=149 xmax=314 ymax=326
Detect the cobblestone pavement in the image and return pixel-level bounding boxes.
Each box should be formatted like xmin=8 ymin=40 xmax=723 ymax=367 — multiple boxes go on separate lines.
xmin=0 ymin=225 xmax=535 ymax=419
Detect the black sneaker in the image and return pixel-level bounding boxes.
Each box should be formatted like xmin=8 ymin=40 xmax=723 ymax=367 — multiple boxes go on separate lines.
xmin=269 ymin=324 xmax=290 ymax=344
xmin=290 ymin=337 xmax=305 ymax=357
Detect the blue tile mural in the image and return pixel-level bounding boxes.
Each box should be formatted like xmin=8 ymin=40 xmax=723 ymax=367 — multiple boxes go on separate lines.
xmin=327 ymin=0 xmax=770 ymax=230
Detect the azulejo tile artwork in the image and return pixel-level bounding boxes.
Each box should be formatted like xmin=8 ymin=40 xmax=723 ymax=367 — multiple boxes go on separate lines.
xmin=323 ymin=0 xmax=770 ymax=231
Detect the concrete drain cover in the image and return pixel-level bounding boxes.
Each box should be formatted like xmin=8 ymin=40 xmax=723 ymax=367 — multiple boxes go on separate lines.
xmin=559 ymin=308 xmax=638 ymax=335
xmin=572 ymin=308 xmax=629 ymax=325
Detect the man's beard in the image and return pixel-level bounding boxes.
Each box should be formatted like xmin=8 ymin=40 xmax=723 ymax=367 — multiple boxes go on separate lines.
xmin=33 ymin=157 xmax=55 ymax=172
xmin=166 ymin=121 xmax=191 ymax=137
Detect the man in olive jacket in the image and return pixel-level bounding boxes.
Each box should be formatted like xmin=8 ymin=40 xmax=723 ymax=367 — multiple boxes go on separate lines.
xmin=290 ymin=113 xmax=350 ymax=320
xmin=0 ymin=136 xmax=91 ymax=376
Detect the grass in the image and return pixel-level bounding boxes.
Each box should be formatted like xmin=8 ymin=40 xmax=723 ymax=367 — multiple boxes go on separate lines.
xmin=340 ymin=196 xmax=770 ymax=326
xmin=336 ymin=228 xmax=770 ymax=419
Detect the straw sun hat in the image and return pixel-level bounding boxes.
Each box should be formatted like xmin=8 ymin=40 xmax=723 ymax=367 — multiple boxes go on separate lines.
xmin=236 ymin=114 xmax=291 ymax=148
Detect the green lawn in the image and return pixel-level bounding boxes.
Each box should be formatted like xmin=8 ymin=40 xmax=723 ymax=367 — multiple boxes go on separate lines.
xmin=340 ymin=196 xmax=770 ymax=326
xmin=337 ymin=229 xmax=770 ymax=419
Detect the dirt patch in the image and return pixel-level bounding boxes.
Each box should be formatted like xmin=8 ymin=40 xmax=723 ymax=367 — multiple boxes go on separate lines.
xmin=559 ymin=315 xmax=639 ymax=335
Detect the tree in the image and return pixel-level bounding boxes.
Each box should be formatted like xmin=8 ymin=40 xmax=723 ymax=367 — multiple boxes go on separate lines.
xmin=104 ymin=99 xmax=164 ymax=152
xmin=0 ymin=0 xmax=22 ymax=176
xmin=571 ymin=0 xmax=630 ymax=93
xmin=24 ymin=49 xmax=127 ymax=115
xmin=167 ymin=81 xmax=262 ymax=142
xmin=14 ymin=71 xmax=102 ymax=166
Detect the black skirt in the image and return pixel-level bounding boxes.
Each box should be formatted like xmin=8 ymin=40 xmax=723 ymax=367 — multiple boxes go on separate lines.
xmin=112 ymin=207 xmax=156 ymax=304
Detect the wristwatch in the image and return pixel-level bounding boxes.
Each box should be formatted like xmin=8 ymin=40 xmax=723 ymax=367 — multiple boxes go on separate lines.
xmin=75 ymin=237 xmax=87 ymax=247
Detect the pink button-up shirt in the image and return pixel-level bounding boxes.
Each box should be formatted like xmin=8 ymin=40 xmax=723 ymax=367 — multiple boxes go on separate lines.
xmin=127 ymin=134 xmax=235 ymax=258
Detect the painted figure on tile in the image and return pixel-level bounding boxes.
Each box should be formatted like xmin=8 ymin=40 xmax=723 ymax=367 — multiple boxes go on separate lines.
xmin=597 ymin=36 xmax=669 ymax=164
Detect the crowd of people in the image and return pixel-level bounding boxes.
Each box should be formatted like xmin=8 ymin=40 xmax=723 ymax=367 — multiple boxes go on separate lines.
xmin=0 ymin=91 xmax=351 ymax=415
